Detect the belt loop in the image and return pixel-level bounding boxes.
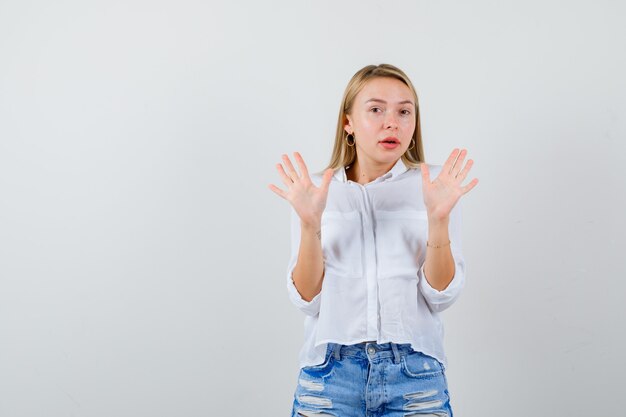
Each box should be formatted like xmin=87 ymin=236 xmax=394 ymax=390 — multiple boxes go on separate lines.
xmin=333 ymin=343 xmax=341 ymax=360
xmin=391 ymin=342 xmax=400 ymax=364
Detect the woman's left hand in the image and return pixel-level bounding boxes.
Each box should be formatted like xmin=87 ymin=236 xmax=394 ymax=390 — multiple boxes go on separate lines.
xmin=421 ymin=148 xmax=479 ymax=222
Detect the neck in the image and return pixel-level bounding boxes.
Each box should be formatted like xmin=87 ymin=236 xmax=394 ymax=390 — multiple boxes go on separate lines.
xmin=346 ymin=158 xmax=396 ymax=185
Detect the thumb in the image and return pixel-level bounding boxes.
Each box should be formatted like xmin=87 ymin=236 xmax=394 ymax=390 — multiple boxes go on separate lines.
xmin=321 ymin=168 xmax=334 ymax=193
xmin=420 ymin=162 xmax=430 ymax=184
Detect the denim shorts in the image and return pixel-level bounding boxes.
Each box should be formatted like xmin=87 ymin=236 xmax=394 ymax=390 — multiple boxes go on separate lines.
xmin=291 ymin=342 xmax=454 ymax=417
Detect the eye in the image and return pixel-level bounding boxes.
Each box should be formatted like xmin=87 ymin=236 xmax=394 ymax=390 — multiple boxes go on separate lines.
xmin=370 ymin=107 xmax=382 ymax=113
xmin=401 ymin=109 xmax=411 ymax=115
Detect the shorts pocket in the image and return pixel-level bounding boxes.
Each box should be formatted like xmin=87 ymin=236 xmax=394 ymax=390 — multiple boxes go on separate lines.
xmin=300 ymin=346 xmax=336 ymax=378
xmin=400 ymin=350 xmax=444 ymax=379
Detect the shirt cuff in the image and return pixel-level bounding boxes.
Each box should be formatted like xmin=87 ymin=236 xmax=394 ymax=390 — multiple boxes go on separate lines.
xmin=417 ymin=259 xmax=465 ymax=313
xmin=286 ymin=270 xmax=322 ymax=317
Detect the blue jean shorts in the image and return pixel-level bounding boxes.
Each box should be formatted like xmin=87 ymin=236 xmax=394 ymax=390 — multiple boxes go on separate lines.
xmin=291 ymin=342 xmax=454 ymax=417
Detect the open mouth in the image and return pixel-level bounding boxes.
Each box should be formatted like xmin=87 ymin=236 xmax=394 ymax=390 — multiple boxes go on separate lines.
xmin=379 ymin=139 xmax=400 ymax=149
xmin=380 ymin=137 xmax=400 ymax=144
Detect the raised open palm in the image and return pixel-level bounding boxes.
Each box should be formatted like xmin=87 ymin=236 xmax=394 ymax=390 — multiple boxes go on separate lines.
xmin=268 ymin=152 xmax=334 ymax=227
xmin=421 ymin=148 xmax=479 ymax=221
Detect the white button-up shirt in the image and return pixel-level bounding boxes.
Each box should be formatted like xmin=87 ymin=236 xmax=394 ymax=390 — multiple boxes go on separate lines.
xmin=286 ymin=158 xmax=466 ymax=370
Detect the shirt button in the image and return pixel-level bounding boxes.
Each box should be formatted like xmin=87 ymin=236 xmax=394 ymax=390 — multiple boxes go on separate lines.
xmin=367 ymin=346 xmax=376 ymax=355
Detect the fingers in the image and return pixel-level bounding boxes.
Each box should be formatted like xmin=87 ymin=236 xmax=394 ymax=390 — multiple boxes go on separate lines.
xmin=455 ymin=158 xmax=473 ymax=182
xmin=275 ymin=152 xmax=311 ymax=187
xmin=293 ymin=152 xmax=310 ymax=181
xmin=281 ymin=154 xmax=300 ymax=181
xmin=442 ymin=148 xmax=460 ymax=176
xmin=276 ymin=163 xmax=295 ymax=187
xmin=267 ymin=183 xmax=287 ymax=200
xmin=450 ymin=149 xmax=467 ymax=178
xmin=461 ymin=178 xmax=479 ymax=194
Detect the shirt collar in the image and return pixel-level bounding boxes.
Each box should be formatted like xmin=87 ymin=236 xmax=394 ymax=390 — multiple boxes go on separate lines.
xmin=333 ymin=158 xmax=410 ymax=183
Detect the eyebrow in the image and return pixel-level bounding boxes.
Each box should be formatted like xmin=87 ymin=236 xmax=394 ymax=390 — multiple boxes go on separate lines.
xmin=365 ymin=98 xmax=415 ymax=106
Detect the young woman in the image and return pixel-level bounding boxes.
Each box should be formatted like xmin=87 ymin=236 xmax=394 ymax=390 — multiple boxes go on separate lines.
xmin=269 ymin=64 xmax=478 ymax=417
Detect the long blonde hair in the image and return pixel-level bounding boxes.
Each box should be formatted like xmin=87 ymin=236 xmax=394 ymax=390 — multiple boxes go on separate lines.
xmin=316 ymin=64 xmax=425 ymax=176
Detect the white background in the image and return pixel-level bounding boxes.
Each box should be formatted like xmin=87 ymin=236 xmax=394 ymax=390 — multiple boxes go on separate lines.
xmin=1 ymin=1 xmax=624 ymax=416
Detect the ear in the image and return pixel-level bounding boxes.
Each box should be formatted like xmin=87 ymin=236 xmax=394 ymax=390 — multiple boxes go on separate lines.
xmin=344 ymin=114 xmax=353 ymax=134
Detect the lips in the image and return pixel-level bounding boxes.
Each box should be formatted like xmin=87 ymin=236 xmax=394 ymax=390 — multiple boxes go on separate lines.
xmin=379 ymin=137 xmax=400 ymax=150
xmin=379 ymin=137 xmax=400 ymax=144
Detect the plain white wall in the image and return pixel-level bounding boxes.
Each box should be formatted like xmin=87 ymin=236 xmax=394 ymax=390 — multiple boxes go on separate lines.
xmin=1 ymin=0 xmax=624 ymax=416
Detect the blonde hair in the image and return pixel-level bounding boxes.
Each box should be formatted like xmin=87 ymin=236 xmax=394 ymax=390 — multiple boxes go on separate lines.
xmin=316 ymin=64 xmax=425 ymax=176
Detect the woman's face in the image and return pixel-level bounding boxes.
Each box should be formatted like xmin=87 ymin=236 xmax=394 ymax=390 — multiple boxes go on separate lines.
xmin=345 ymin=77 xmax=416 ymax=166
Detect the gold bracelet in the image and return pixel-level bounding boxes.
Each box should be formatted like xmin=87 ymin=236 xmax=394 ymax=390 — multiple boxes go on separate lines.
xmin=426 ymin=240 xmax=451 ymax=248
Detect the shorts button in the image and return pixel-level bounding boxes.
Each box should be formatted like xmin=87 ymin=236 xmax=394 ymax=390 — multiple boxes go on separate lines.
xmin=367 ymin=346 xmax=376 ymax=355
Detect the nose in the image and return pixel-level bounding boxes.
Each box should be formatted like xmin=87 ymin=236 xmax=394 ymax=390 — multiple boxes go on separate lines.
xmin=384 ymin=112 xmax=399 ymax=130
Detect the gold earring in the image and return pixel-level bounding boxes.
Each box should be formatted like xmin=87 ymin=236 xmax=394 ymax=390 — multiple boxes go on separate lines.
xmin=345 ymin=132 xmax=355 ymax=147
xmin=406 ymin=138 xmax=415 ymax=150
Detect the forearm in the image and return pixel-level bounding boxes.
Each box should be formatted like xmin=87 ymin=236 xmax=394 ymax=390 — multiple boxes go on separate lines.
xmin=292 ymin=221 xmax=325 ymax=301
xmin=423 ymin=217 xmax=455 ymax=291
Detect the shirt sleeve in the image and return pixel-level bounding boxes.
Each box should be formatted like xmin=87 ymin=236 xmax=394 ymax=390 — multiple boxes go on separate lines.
xmin=286 ymin=206 xmax=322 ymax=316
xmin=417 ymin=198 xmax=467 ymax=313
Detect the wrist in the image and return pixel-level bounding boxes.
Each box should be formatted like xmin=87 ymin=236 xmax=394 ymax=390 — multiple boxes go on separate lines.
xmin=301 ymin=220 xmax=321 ymax=231
xmin=428 ymin=215 xmax=449 ymax=227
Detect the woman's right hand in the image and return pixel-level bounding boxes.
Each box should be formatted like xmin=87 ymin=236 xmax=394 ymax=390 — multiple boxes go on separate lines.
xmin=268 ymin=152 xmax=334 ymax=228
